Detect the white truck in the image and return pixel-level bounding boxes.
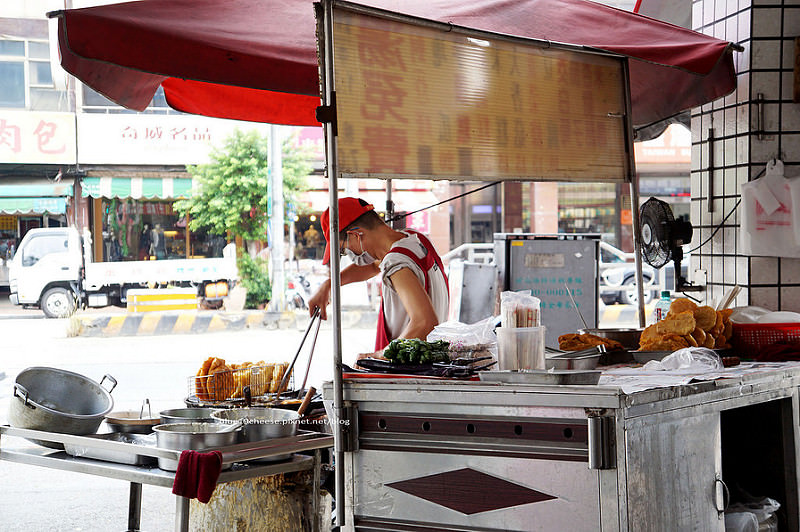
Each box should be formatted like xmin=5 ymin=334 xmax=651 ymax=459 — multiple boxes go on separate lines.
xmin=9 ymin=227 xmax=238 ymax=318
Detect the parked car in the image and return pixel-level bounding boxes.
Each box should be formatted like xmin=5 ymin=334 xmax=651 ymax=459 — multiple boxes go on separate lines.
xmin=599 ymin=242 xmax=688 ymax=306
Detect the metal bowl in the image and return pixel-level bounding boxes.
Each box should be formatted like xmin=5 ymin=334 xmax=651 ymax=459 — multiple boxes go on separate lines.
xmin=579 ymin=328 xmax=642 ymax=350
xmin=159 ymin=407 xmax=221 ymax=425
xmin=105 ymin=411 xmax=161 ymax=434
xmin=545 ymin=353 xmax=601 ymax=370
xmin=153 ymin=422 xmax=239 ymax=471
xmin=211 ymin=408 xmax=299 ymax=462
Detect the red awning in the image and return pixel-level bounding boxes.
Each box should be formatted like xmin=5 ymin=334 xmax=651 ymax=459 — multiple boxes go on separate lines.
xmin=52 ymin=0 xmax=738 ymax=134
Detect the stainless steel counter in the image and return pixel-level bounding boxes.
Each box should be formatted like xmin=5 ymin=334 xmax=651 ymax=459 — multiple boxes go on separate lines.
xmin=325 ymin=365 xmax=800 ymax=531
xmin=0 ymin=425 xmax=333 ymax=532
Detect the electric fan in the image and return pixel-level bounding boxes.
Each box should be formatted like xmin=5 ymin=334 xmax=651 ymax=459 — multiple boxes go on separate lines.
xmin=639 ymin=197 xmax=702 ymax=292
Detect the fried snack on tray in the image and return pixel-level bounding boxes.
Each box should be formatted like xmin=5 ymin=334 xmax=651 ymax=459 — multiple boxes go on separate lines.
xmin=655 ymin=310 xmax=696 ymax=336
xmin=639 ymin=301 xmax=734 ymax=351
xmin=668 ymin=297 xmax=697 ymax=316
xmin=693 ymin=305 xmax=717 ymax=331
xmin=642 ymin=333 xmax=689 ymax=351
xmin=558 ymin=333 xmax=623 ymax=352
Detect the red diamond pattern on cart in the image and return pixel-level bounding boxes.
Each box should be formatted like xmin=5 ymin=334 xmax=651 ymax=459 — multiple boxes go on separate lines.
xmin=386 ymin=467 xmax=557 ymax=514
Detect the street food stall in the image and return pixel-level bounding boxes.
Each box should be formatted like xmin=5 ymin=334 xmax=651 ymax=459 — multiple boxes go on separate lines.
xmin=43 ymin=0 xmax=749 ymax=530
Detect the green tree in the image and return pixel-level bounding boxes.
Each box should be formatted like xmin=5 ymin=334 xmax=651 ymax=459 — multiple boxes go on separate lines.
xmin=175 ymin=128 xmax=312 ymax=241
xmin=175 ymin=128 xmax=312 ymax=307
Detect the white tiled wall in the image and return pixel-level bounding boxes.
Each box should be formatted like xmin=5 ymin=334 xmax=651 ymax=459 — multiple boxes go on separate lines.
xmin=691 ymin=0 xmax=800 ymax=310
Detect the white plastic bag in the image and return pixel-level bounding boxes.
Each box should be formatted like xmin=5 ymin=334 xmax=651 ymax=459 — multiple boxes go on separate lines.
xmin=642 ymin=347 xmax=723 ymax=373
xmin=724 ymin=512 xmax=758 ymax=532
xmin=427 ymin=316 xmax=498 ymax=357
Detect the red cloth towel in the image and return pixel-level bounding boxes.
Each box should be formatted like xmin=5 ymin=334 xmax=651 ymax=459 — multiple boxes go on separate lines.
xmin=172 ymin=450 xmax=223 ymax=504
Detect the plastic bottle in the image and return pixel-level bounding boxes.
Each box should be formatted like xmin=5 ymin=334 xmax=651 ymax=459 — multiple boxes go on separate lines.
xmin=653 ymin=290 xmax=671 ymax=322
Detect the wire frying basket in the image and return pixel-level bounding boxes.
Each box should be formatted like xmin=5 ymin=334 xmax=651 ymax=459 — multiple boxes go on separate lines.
xmin=187 ymin=362 xmax=291 ymax=405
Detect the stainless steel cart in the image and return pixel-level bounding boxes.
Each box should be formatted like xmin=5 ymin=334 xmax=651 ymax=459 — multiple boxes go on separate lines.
xmin=0 ymin=426 xmax=333 ymax=532
xmin=324 ymin=365 xmax=800 ymax=531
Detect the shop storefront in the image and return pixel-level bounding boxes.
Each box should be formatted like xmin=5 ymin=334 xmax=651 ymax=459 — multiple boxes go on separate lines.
xmin=0 ymin=177 xmax=73 ymax=284
xmin=80 ymin=175 xmax=226 ymax=263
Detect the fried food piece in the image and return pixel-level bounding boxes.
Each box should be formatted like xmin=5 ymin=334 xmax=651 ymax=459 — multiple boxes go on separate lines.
xmin=693 ymin=306 xmax=717 ymax=331
xmin=253 ymin=363 xmax=274 ymax=396
xmin=205 ymin=358 xmax=233 ymax=401
xmin=668 ymin=297 xmax=697 ymax=316
xmin=558 ymin=333 xmax=587 ymax=351
xmin=640 ymin=324 xmax=660 ymax=345
xmin=702 ymin=333 xmax=716 ymax=349
xmin=270 ymin=362 xmax=290 ymax=394
xmin=711 ymin=311 xmax=724 ymax=337
xmin=230 ymin=362 xmax=253 ymax=398
xmin=722 ymin=320 xmax=733 ymax=343
xmin=640 ymin=333 xmax=689 ymax=351
xmin=557 ymin=333 xmax=623 ymax=351
xmin=690 ymin=327 xmax=706 ymax=346
xmin=684 ymin=334 xmax=698 ymax=347
xmin=194 ymin=357 xmax=216 ymax=401
xmin=655 ymin=310 xmax=696 ymax=336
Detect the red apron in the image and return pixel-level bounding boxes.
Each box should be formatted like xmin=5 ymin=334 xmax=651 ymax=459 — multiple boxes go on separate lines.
xmin=375 ymin=231 xmax=449 ymax=351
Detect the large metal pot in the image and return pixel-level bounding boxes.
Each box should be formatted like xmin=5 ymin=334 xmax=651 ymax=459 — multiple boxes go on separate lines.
xmin=9 ymin=367 xmax=116 ymax=449
xmin=159 ymin=407 xmax=221 ymax=425
xmin=211 ymin=407 xmax=299 ymax=462
xmin=153 ymin=422 xmax=240 ymax=471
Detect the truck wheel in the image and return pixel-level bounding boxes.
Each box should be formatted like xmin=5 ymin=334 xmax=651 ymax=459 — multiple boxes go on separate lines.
xmin=41 ymin=287 xmax=77 ymax=318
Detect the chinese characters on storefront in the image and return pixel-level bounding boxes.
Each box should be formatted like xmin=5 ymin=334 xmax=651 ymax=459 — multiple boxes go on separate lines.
xmin=0 ymin=111 xmax=76 ymax=164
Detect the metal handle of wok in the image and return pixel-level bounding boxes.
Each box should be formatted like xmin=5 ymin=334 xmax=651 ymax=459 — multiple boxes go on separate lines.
xmin=276 ymin=307 xmax=320 ymax=398
xmin=13 ymin=383 xmax=33 ymax=408
xmin=100 ymin=374 xmax=118 ymax=394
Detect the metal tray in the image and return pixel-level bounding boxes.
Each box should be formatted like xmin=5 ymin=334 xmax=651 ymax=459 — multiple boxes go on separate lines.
xmin=479 ymin=370 xmax=602 ymax=385
xmin=63 ymin=432 xmax=157 ymax=465
xmin=632 ymin=351 xmax=671 ymax=363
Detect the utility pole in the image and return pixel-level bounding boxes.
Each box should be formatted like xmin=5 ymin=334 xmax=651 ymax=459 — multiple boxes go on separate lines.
xmin=268 ymin=124 xmax=286 ymax=311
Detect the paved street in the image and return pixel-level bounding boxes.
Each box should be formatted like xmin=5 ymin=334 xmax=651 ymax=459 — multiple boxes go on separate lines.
xmin=0 ymin=310 xmax=373 ymax=532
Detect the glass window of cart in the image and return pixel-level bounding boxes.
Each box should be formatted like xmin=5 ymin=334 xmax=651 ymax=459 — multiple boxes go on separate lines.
xmin=101 ymin=198 xmax=226 ymax=261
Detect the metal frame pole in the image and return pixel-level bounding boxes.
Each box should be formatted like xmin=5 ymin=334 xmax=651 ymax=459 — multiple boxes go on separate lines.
xmin=127 ymin=481 xmax=142 ymax=531
xmin=318 ymin=0 xmax=346 ymax=527
xmin=620 ymin=59 xmax=646 ymax=328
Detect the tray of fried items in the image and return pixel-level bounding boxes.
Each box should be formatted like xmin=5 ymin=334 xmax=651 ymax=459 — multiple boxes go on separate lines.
xmin=190 ymin=357 xmax=290 ymax=403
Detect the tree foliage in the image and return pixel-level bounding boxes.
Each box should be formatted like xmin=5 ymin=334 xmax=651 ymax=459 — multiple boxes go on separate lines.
xmin=175 ymin=128 xmax=312 ymax=242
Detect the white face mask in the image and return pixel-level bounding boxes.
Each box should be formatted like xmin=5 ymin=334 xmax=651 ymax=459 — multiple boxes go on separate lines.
xmin=344 ymin=232 xmax=376 ymax=266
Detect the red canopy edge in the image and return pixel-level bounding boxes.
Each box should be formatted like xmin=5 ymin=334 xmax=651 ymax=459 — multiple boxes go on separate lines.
xmin=52 ymin=0 xmax=739 ymax=130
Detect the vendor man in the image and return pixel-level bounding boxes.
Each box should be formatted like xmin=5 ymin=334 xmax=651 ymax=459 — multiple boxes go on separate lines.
xmin=309 ymin=197 xmax=449 ymax=353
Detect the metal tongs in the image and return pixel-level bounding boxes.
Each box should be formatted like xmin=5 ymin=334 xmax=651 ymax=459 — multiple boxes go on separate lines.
xmin=273 ymin=307 xmax=322 ymax=401
xmin=546 ymin=345 xmax=607 ymax=359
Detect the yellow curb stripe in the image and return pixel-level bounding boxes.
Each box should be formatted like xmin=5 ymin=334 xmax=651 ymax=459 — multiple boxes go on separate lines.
xmin=172 ymin=312 xmax=196 ymax=333
xmin=138 ymin=313 xmax=161 ymax=335
xmin=207 ymin=314 xmax=227 ymax=332
xmin=104 ymin=315 xmax=127 ymax=336
xmin=246 ymin=313 xmax=264 ymax=328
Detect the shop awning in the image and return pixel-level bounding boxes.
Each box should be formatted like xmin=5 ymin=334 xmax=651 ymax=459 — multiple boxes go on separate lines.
xmin=0 ymin=180 xmax=74 ymax=198
xmin=0 ymin=197 xmax=67 ymax=215
xmin=81 ymin=177 xmax=193 ymax=199
xmin=0 ymin=179 xmax=74 ymax=215
xmin=50 ymin=0 xmax=739 ymax=138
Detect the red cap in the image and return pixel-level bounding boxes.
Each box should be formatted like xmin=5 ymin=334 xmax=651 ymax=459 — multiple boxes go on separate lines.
xmin=321 ymin=197 xmax=375 ymax=265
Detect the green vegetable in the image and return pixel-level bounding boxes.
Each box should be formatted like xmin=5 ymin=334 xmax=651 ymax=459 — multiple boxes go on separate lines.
xmin=383 ymin=338 xmax=451 ymax=364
